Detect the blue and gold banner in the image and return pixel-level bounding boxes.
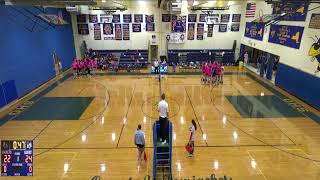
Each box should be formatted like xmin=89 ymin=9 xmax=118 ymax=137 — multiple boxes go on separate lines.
xmin=220 ymin=14 xmax=230 ymax=23
xmin=162 ymin=14 xmax=171 ymax=22
xmin=123 ymin=14 xmax=132 ymax=23
xmin=77 ymin=24 xmax=89 ymax=34
xmin=231 ymin=24 xmax=240 ymax=32
xmin=268 ymin=24 xmax=304 ymax=49
xmin=132 ymin=23 xmax=141 ymax=32
xmin=115 ymin=24 xmax=122 ymax=40
xmin=145 ymin=15 xmax=154 ymax=23
xmin=112 ymin=14 xmax=120 ymax=23
xmin=122 ymin=24 xmax=130 ymax=40
xmin=172 ymin=15 xmax=186 ymax=33
xmin=244 ymin=22 xmax=264 ymax=41
xmin=89 ymin=15 xmax=98 ymax=23
xmin=272 ymin=3 xmax=308 ymax=21
xmin=197 ymin=23 xmax=204 ymax=40
xmin=187 ymin=23 xmax=195 ymax=40
xmin=77 ymin=15 xmax=86 ymax=23
xmin=207 ymin=24 xmax=213 ymax=37
xmin=93 ymin=24 xmax=101 ymax=40
xmin=232 ymin=14 xmax=241 ymax=22
xmin=188 ymin=14 xmax=197 ymax=22
xmin=219 ymin=24 xmax=228 ymax=32
xmin=199 ymin=14 xmax=207 ymax=22
xmin=103 ymin=23 xmax=113 ymax=35
xmin=146 ymin=23 xmax=155 ymax=31
xmin=134 ymin=14 xmax=143 ymax=23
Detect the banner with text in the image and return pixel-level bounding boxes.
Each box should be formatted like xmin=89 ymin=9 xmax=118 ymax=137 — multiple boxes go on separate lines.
xmin=89 ymin=15 xmax=98 ymax=23
xmin=122 ymin=24 xmax=130 ymax=40
xmin=172 ymin=15 xmax=186 ymax=33
xmin=162 ymin=14 xmax=171 ymax=22
xmin=244 ymin=22 xmax=265 ymax=41
xmin=268 ymin=24 xmax=304 ymax=49
xmin=123 ymin=14 xmax=132 ymax=23
xmin=132 ymin=23 xmax=141 ymax=32
xmin=134 ymin=14 xmax=143 ymax=23
xmin=207 ymin=24 xmax=213 ymax=37
xmin=187 ymin=23 xmax=195 ymax=40
xmin=197 ymin=23 xmax=204 ymax=40
xmin=93 ymin=24 xmax=101 ymax=40
xmin=272 ymin=2 xmax=308 ymax=21
xmin=188 ymin=14 xmax=197 ymax=22
xmin=115 ymin=24 xmax=122 ymax=40
xmin=219 ymin=24 xmax=227 ymax=32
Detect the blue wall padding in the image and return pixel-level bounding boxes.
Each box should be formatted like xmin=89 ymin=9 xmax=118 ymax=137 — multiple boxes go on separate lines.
xmin=260 ymin=56 xmax=266 ymax=77
xmin=2 ymin=80 xmax=18 ymax=104
xmin=275 ymin=63 xmax=320 ymax=110
xmin=0 ymin=85 xmax=6 ymax=108
xmin=0 ymin=6 xmax=75 ymax=99
xmin=266 ymin=55 xmax=274 ymax=80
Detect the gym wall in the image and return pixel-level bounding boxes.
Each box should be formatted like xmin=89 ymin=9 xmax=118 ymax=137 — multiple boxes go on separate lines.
xmin=71 ymin=1 xmax=246 ymax=57
xmin=0 ymin=6 xmax=75 ymax=106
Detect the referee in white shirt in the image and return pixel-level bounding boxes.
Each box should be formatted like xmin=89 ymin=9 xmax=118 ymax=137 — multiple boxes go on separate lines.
xmin=158 ymin=93 xmax=168 ymax=144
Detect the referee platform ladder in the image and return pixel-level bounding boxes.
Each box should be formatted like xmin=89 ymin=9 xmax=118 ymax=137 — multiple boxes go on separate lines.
xmin=152 ymin=120 xmax=172 ymax=180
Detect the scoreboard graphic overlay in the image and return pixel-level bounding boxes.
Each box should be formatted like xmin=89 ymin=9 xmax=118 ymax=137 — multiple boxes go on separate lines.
xmin=1 ymin=140 xmax=33 ymax=176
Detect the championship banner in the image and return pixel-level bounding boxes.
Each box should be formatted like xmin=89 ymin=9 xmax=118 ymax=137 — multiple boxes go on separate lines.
xmin=112 ymin=14 xmax=120 ymax=23
xmin=89 ymin=15 xmax=98 ymax=23
xmin=219 ymin=24 xmax=228 ymax=32
xmin=93 ymin=24 xmax=101 ymax=40
xmin=122 ymin=24 xmax=130 ymax=40
xmin=220 ymin=14 xmax=230 ymax=23
xmin=207 ymin=24 xmax=213 ymax=37
xmin=123 ymin=14 xmax=132 ymax=23
xmin=134 ymin=14 xmax=143 ymax=23
xmin=77 ymin=24 xmax=89 ymax=35
xmin=166 ymin=33 xmax=185 ymax=44
xmin=115 ymin=24 xmax=122 ymax=40
xmin=268 ymin=24 xmax=304 ymax=49
xmin=309 ymin=14 xmax=320 ymax=29
xmin=231 ymin=24 xmax=240 ymax=32
xmin=244 ymin=22 xmax=265 ymax=41
xmin=272 ymin=2 xmax=308 ymax=21
xmin=172 ymin=15 xmax=186 ymax=32
xmin=103 ymin=23 xmax=113 ymax=35
xmin=132 ymin=23 xmax=141 ymax=32
xmin=146 ymin=23 xmax=155 ymax=31
xmin=232 ymin=14 xmax=241 ymax=22
xmin=199 ymin=14 xmax=207 ymax=22
xmin=197 ymin=23 xmax=204 ymax=40
xmin=187 ymin=23 xmax=195 ymax=40
xmin=162 ymin=14 xmax=171 ymax=22
xmin=188 ymin=14 xmax=197 ymax=22
xmin=77 ymin=15 xmax=86 ymax=23
xmin=145 ymin=15 xmax=154 ymax=23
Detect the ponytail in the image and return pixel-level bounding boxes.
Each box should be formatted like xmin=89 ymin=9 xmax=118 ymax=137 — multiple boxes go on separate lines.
xmin=191 ymin=119 xmax=197 ymax=131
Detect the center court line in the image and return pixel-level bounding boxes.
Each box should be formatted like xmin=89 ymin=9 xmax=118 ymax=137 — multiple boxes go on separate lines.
xmin=116 ymin=83 xmax=136 ymax=148
xmin=184 ymin=86 xmax=208 ymax=146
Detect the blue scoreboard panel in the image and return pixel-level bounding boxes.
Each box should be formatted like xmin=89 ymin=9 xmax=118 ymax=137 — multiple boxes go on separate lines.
xmin=1 ymin=140 xmax=33 ymax=176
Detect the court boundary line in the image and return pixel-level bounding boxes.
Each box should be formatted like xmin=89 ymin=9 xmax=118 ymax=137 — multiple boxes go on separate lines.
xmin=116 ymin=83 xmax=136 ymax=148
xmin=185 ymin=86 xmax=210 ymax=146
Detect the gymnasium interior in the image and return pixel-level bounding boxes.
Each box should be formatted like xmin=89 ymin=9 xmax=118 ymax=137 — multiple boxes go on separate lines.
xmin=0 ymin=0 xmax=320 ymax=179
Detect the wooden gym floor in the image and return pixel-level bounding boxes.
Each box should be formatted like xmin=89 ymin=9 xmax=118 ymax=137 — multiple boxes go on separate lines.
xmin=0 ymin=67 xmax=319 ymax=180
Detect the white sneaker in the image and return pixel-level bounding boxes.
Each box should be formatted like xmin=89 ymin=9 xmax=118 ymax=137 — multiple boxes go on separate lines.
xmin=188 ymin=154 xmax=193 ymax=157
xmin=161 ymin=140 xmax=167 ymax=145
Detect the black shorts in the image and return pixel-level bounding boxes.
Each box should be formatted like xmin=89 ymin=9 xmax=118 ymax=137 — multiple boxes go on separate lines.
xmin=137 ymin=144 xmax=144 ymax=148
